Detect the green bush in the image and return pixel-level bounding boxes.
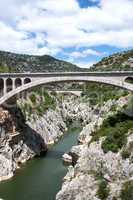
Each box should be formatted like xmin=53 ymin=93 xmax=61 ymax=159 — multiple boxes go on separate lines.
xmin=29 ymin=93 xmax=36 ymax=104
xmin=97 ymin=179 xmax=110 ymax=200
xmin=121 ymin=181 xmax=133 ymax=200
xmin=110 ymin=104 xmax=117 ymax=112
xmin=101 ymin=125 xmax=127 ymax=153
xmin=121 ymin=149 xmax=131 ymax=159
xmin=91 ymin=110 xmax=133 ymax=153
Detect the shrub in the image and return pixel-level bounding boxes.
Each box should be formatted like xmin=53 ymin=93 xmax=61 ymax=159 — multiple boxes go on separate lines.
xmin=121 ymin=149 xmax=131 ymax=159
xmin=101 ymin=121 xmax=133 ymax=153
xmin=97 ymin=179 xmax=110 ymax=200
xmin=29 ymin=93 xmax=36 ymax=104
xmin=110 ymin=104 xmax=117 ymax=112
xmin=91 ymin=110 xmax=133 ymax=153
xmin=121 ymin=181 xmax=133 ymax=200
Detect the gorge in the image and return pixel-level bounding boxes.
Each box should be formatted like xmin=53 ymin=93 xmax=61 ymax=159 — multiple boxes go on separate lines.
xmin=0 ymin=49 xmax=133 ymax=200
xmin=0 ymin=121 xmax=82 ymax=200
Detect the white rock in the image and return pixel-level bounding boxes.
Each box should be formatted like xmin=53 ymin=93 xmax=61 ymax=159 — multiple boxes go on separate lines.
xmin=62 ymin=153 xmax=72 ymax=164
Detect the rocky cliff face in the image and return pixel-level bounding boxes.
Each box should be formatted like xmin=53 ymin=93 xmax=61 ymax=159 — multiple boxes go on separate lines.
xmin=0 ymin=103 xmax=67 ymax=181
xmin=0 ymin=92 xmax=106 ymax=182
xmin=56 ymin=94 xmax=133 ymax=200
xmin=26 ymin=109 xmax=67 ymax=145
xmin=0 ymin=93 xmax=86 ymax=182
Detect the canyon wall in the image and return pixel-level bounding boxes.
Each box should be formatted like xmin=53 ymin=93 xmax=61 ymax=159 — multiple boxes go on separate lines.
xmin=56 ymin=95 xmax=133 ymax=200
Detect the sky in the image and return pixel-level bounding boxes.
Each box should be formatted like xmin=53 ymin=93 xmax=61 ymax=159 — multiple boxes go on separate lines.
xmin=0 ymin=0 xmax=133 ymax=68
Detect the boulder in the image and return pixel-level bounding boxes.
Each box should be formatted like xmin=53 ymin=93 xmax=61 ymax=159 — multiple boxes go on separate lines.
xmin=62 ymin=153 xmax=72 ymax=165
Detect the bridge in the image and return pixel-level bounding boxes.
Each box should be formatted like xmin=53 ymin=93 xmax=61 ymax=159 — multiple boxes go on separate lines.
xmin=55 ymin=90 xmax=82 ymax=97
xmin=0 ymin=71 xmax=133 ymax=106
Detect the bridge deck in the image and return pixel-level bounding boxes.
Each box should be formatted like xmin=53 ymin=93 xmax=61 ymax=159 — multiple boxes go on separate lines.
xmin=0 ymin=71 xmax=133 ymax=78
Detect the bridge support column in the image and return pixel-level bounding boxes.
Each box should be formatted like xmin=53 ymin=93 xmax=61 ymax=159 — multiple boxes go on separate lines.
xmin=12 ymin=79 xmax=15 ymax=90
xmin=3 ymin=78 xmax=7 ymax=95
xmin=21 ymin=78 xmax=24 ymax=86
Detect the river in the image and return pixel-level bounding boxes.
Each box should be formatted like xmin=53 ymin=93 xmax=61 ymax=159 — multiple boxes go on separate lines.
xmin=0 ymin=123 xmax=82 ymax=200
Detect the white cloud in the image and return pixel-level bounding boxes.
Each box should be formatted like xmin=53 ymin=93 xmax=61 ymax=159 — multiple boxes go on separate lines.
xmin=90 ymin=0 xmax=99 ymax=1
xmin=73 ymin=60 xmax=96 ymax=68
xmin=0 ymin=22 xmax=61 ymax=55
xmin=0 ymin=0 xmax=132 ymax=64
xmin=70 ymin=49 xmax=102 ymax=58
xmin=37 ymin=0 xmax=79 ymax=15
xmin=16 ymin=0 xmax=133 ymax=48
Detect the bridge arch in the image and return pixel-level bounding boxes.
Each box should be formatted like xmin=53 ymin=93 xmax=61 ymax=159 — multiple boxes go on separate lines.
xmin=0 ymin=76 xmax=133 ymax=106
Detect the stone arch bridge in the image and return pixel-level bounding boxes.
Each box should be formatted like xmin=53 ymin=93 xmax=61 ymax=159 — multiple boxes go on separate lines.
xmin=0 ymin=72 xmax=133 ymax=106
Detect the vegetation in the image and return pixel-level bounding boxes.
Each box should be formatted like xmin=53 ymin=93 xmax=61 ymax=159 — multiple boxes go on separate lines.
xmin=0 ymin=65 xmax=16 ymax=73
xmin=91 ymin=110 xmax=133 ymax=153
xmin=97 ymin=177 xmax=110 ymax=200
xmin=121 ymin=149 xmax=131 ymax=159
xmin=90 ymin=49 xmax=133 ymax=71
xmin=120 ymin=181 xmax=133 ymax=200
xmin=81 ymin=82 xmax=128 ymax=106
xmin=0 ymin=50 xmax=86 ymax=72
xmin=20 ymin=88 xmax=56 ymax=120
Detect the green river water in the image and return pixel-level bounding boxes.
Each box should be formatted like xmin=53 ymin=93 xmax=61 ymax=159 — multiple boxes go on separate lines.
xmin=0 ymin=123 xmax=82 ymax=200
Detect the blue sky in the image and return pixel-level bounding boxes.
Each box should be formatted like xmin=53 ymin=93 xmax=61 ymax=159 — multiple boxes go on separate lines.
xmin=78 ymin=0 xmax=99 ymax=7
xmin=0 ymin=0 xmax=133 ymax=68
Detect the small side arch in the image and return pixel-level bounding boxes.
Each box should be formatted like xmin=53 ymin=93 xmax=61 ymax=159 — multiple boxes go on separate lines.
xmin=15 ymin=78 xmax=22 ymax=88
xmin=24 ymin=78 xmax=31 ymax=84
xmin=6 ymin=78 xmax=13 ymax=92
xmin=125 ymin=77 xmax=133 ymax=84
xmin=0 ymin=78 xmax=4 ymax=97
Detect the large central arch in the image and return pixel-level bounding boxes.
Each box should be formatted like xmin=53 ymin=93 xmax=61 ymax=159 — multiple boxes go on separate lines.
xmin=0 ymin=75 xmax=133 ymax=106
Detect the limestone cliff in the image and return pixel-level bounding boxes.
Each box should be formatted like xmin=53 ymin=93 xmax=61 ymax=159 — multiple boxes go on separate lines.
xmin=0 ymin=102 xmax=67 ymax=181
xmin=0 ymin=106 xmax=48 ymax=181
xmin=56 ymin=94 xmax=133 ymax=200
